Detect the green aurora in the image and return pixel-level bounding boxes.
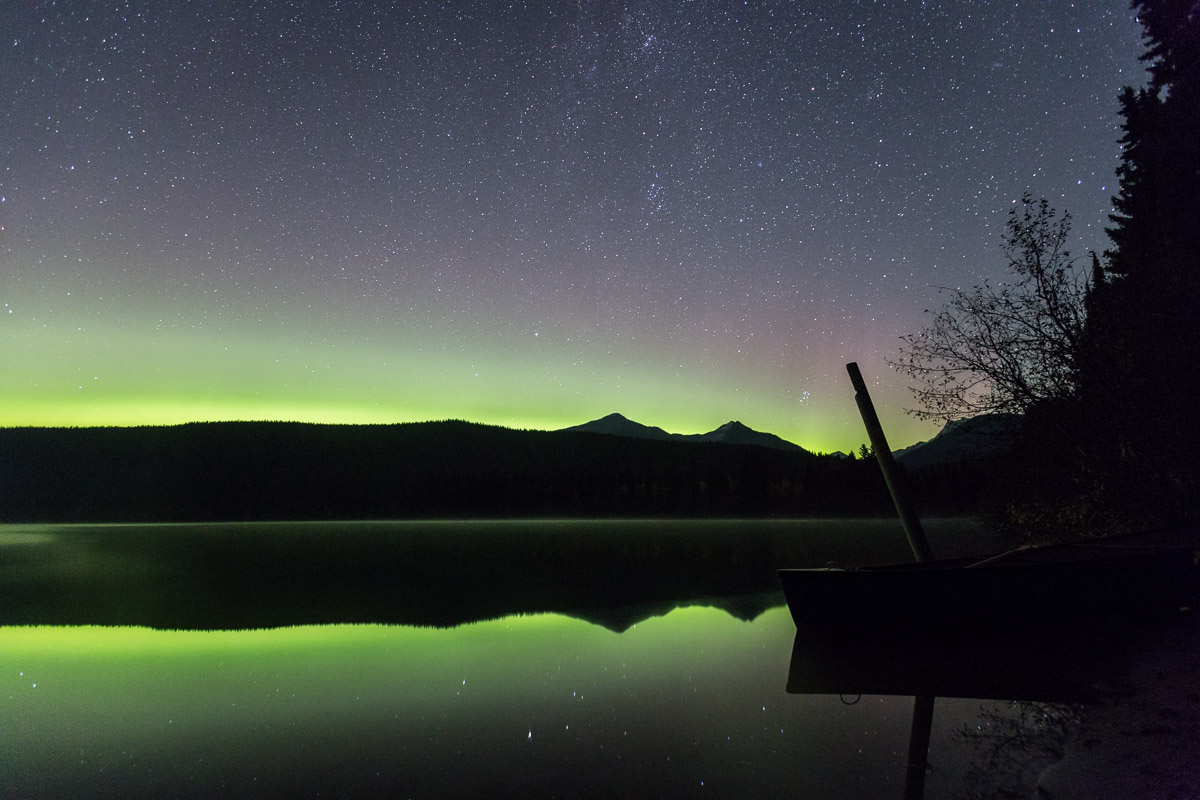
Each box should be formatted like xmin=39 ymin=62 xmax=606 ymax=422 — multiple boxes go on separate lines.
xmin=1 ymin=285 xmax=930 ymax=454
xmin=0 ymin=2 xmax=1145 ymax=455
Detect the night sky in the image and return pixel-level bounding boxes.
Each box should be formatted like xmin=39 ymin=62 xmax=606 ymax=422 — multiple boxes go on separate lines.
xmin=1 ymin=1 xmax=1146 ymax=452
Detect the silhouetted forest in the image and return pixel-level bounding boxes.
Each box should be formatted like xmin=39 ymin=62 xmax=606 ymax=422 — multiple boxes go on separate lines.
xmin=1010 ymin=2 xmax=1200 ymax=536
xmin=0 ymin=421 xmax=985 ymax=522
xmin=891 ymin=3 xmax=1200 ymax=540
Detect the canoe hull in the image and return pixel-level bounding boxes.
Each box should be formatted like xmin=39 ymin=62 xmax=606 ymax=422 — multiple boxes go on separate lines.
xmin=778 ymin=533 xmax=1200 ymax=632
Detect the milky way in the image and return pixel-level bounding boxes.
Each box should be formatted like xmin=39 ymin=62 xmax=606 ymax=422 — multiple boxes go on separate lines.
xmin=0 ymin=1 xmax=1145 ymax=451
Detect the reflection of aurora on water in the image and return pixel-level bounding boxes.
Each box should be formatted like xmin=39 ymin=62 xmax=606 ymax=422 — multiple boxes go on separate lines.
xmin=0 ymin=610 xmax=1091 ymax=799
xmin=0 ymin=609 xmax=867 ymax=798
xmin=12 ymin=610 xmax=1196 ymax=799
xmin=5 ymin=520 xmax=1198 ymax=797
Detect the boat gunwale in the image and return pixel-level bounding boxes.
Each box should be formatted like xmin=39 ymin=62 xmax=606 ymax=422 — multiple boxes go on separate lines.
xmin=778 ymin=529 xmax=1200 ymax=575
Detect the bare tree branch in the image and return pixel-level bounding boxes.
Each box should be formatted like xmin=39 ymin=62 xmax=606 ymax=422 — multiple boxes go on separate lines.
xmin=890 ymin=197 xmax=1091 ymax=422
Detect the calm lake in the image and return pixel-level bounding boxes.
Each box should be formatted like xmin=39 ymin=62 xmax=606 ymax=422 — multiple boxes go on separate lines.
xmin=3 ymin=519 xmax=1197 ymax=798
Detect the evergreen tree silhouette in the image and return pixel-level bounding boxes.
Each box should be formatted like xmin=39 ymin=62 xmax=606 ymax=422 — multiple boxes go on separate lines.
xmin=1077 ymin=0 xmax=1200 ymax=529
xmin=1104 ymin=0 xmax=1200 ymax=316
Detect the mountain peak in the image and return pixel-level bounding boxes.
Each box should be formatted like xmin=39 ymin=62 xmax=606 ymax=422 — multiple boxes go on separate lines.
xmin=695 ymin=420 xmax=800 ymax=451
xmin=894 ymin=413 xmax=1019 ymax=467
xmin=559 ymin=413 xmax=673 ymax=441
xmin=561 ymin=415 xmax=805 ymax=453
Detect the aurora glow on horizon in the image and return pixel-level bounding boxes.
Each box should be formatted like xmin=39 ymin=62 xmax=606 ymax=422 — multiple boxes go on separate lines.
xmin=1 ymin=2 xmax=1145 ymax=453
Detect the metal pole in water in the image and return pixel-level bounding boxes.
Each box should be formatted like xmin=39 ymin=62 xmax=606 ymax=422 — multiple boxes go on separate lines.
xmin=846 ymin=361 xmax=935 ymax=563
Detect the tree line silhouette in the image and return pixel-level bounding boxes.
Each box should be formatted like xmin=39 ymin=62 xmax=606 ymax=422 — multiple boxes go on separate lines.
xmin=893 ymin=2 xmax=1199 ymax=538
xmin=0 ymin=420 xmax=989 ymax=523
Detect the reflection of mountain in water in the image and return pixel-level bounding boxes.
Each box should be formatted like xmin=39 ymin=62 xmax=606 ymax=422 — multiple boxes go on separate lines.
xmin=563 ymin=592 xmax=782 ymax=633
xmin=1 ymin=519 xmax=994 ymax=632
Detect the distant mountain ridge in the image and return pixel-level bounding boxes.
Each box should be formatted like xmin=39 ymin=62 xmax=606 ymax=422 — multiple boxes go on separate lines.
xmin=560 ymin=413 xmax=806 ymax=453
xmin=894 ymin=413 xmax=1019 ymax=469
xmin=560 ymin=411 xmax=1018 ymax=466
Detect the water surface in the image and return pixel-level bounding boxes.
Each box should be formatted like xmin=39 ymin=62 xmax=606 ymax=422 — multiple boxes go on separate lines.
xmin=3 ymin=519 xmax=1195 ymax=797
xmin=5 ymin=608 xmax=1077 ymax=799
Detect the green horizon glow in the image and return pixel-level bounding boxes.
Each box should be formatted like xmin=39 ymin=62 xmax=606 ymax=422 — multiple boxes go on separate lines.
xmin=0 ymin=396 xmax=932 ymax=454
xmin=0 ymin=339 xmax=937 ymax=455
xmin=1 ymin=266 xmax=940 ymax=454
xmin=0 ymin=2 xmax=1143 ymax=461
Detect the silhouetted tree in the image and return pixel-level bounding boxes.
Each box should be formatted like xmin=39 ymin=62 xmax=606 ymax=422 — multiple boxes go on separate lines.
xmin=1060 ymin=0 xmax=1200 ymax=531
xmin=891 ymin=196 xmax=1091 ymax=423
xmin=888 ymin=2 xmax=1199 ymax=537
xmin=1105 ymin=0 xmax=1200 ymax=286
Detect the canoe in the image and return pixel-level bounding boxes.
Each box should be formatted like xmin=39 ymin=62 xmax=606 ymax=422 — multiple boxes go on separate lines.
xmin=778 ymin=530 xmax=1200 ymax=633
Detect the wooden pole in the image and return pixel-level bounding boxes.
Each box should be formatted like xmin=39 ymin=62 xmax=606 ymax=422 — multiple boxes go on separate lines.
xmin=904 ymin=694 xmax=936 ymax=800
xmin=846 ymin=362 xmax=935 ymax=563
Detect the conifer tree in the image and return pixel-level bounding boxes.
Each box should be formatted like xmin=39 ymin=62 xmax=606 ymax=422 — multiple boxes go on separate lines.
xmin=895 ymin=2 xmax=1200 ymax=534
xmin=1105 ymin=0 xmax=1200 ymax=291
xmin=1081 ymin=0 xmax=1200 ymax=528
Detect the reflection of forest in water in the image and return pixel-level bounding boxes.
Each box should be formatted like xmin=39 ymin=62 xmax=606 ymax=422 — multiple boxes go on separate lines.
xmin=784 ymin=605 xmax=1200 ymax=798
xmin=953 ymin=663 xmax=1200 ymax=800
xmin=0 ymin=518 xmax=997 ymax=630
xmin=5 ymin=520 xmax=1197 ymax=797
xmin=958 ymin=701 xmax=1081 ymax=796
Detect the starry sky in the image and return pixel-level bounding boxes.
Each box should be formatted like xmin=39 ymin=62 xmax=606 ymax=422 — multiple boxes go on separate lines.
xmin=1 ymin=1 xmax=1146 ymax=453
